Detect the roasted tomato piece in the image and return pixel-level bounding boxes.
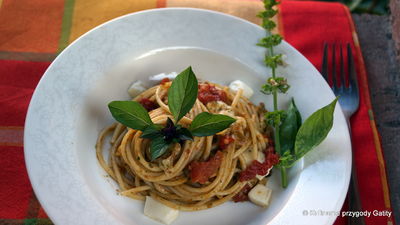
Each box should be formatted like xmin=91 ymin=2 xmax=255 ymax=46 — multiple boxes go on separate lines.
xmin=264 ymin=146 xmax=280 ymax=165
xmin=218 ymin=135 xmax=235 ymax=150
xmin=233 ymin=184 xmax=252 ymax=202
xmin=189 ymin=151 xmax=224 ymax=184
xmin=139 ymin=98 xmax=158 ymax=111
xmin=160 ymin=78 xmax=170 ymax=85
xmin=198 ymin=83 xmax=227 ymax=104
xmin=239 ymin=147 xmax=280 ymax=182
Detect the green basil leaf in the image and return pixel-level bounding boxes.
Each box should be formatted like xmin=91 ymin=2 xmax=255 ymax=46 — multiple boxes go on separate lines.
xmin=189 ymin=112 xmax=236 ymax=137
xmin=161 ymin=118 xmax=179 ymax=143
xmin=177 ymin=127 xmax=194 ymax=141
xmin=168 ymin=66 xmax=198 ymax=122
xmin=108 ymin=101 xmax=153 ymax=131
xmin=294 ymin=97 xmax=338 ymax=160
xmin=140 ymin=124 xmax=163 ymax=139
xmin=165 ymin=117 xmax=174 ymax=129
xmin=150 ymin=137 xmax=170 ymax=160
xmin=171 ymin=138 xmax=181 ymax=143
xmin=279 ymin=98 xmax=302 ymax=155
xmin=293 ymin=99 xmax=302 ymax=128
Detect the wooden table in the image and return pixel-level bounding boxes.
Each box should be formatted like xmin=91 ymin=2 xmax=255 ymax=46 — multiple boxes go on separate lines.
xmin=353 ymin=12 xmax=400 ymax=223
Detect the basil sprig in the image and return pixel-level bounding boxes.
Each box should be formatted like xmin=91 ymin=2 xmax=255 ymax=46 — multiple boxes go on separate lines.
xmin=108 ymin=66 xmax=236 ymax=160
xmin=258 ymin=0 xmax=338 ymax=188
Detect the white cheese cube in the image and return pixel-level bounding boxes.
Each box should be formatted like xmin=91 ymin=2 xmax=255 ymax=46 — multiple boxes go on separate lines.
xmin=229 ymin=80 xmax=254 ymax=99
xmin=248 ymin=184 xmax=272 ymax=207
xmin=144 ymin=196 xmax=179 ymax=225
xmin=128 ymin=80 xmax=147 ymax=98
xmin=149 ymin=72 xmax=178 ymax=82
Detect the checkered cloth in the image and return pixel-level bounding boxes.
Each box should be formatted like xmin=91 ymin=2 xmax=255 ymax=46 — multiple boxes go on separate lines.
xmin=0 ymin=0 xmax=395 ymax=224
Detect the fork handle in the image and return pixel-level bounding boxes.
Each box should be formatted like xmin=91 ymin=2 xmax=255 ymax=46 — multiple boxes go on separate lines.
xmin=346 ymin=118 xmax=366 ymax=225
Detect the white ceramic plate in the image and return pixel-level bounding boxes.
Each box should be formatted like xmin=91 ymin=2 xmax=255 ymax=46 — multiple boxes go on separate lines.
xmin=24 ymin=8 xmax=351 ymax=225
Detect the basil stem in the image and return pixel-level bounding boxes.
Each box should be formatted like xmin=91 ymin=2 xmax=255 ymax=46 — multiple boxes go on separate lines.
xmin=258 ymin=0 xmax=288 ymax=188
xmin=269 ymin=46 xmax=287 ymax=188
xmin=269 ymin=47 xmax=281 ymax=155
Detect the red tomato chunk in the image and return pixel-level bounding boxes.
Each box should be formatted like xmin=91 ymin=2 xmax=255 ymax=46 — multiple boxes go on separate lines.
xmin=160 ymin=78 xmax=170 ymax=85
xmin=189 ymin=151 xmax=224 ymax=184
xmin=232 ymin=184 xmax=252 ymax=202
xmin=219 ymin=135 xmax=235 ymax=150
xmin=239 ymin=147 xmax=280 ymax=182
xmin=198 ymin=83 xmax=227 ymax=104
xmin=139 ymin=98 xmax=158 ymax=112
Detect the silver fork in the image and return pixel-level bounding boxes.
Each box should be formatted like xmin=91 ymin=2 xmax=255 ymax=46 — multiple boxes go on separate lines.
xmin=322 ymin=43 xmax=365 ymax=225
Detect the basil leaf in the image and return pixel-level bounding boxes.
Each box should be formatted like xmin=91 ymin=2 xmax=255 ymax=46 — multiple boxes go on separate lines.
xmin=177 ymin=127 xmax=193 ymax=141
xmin=171 ymin=138 xmax=181 ymax=143
xmin=161 ymin=118 xmax=178 ymax=142
xmin=294 ymin=97 xmax=338 ymax=160
xmin=150 ymin=137 xmax=170 ymax=160
xmin=165 ymin=117 xmax=174 ymax=129
xmin=108 ymin=101 xmax=153 ymax=131
xmin=168 ymin=66 xmax=198 ymax=122
xmin=189 ymin=112 xmax=236 ymax=137
xmin=279 ymin=98 xmax=301 ymax=155
xmin=140 ymin=124 xmax=162 ymax=139
xmin=292 ymin=99 xmax=302 ymax=128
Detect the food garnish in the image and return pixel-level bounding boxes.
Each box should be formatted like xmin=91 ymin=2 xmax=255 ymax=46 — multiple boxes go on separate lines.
xmin=108 ymin=66 xmax=236 ymax=160
xmin=258 ymin=0 xmax=338 ymax=187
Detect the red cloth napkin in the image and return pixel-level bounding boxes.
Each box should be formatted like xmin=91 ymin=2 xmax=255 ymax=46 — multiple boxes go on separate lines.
xmin=279 ymin=1 xmax=395 ymax=225
xmin=0 ymin=1 xmax=395 ymax=224
xmin=0 ymin=60 xmax=51 ymax=224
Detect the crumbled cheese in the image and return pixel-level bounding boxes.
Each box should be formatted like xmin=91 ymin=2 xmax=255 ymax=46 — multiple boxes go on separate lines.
xmin=229 ymin=80 xmax=254 ymax=99
xmin=243 ymin=151 xmax=265 ymax=166
xmin=127 ymin=80 xmax=147 ymax=98
xmin=149 ymin=72 xmax=178 ymax=82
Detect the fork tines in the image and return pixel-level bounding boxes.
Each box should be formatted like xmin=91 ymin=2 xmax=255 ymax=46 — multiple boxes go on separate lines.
xmin=322 ymin=43 xmax=358 ymax=93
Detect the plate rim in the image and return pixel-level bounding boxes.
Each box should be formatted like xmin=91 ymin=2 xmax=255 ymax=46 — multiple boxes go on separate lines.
xmin=24 ymin=7 xmax=351 ymax=225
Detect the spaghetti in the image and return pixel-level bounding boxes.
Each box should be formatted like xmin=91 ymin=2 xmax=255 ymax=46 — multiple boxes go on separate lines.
xmin=96 ymin=81 xmax=277 ymax=211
